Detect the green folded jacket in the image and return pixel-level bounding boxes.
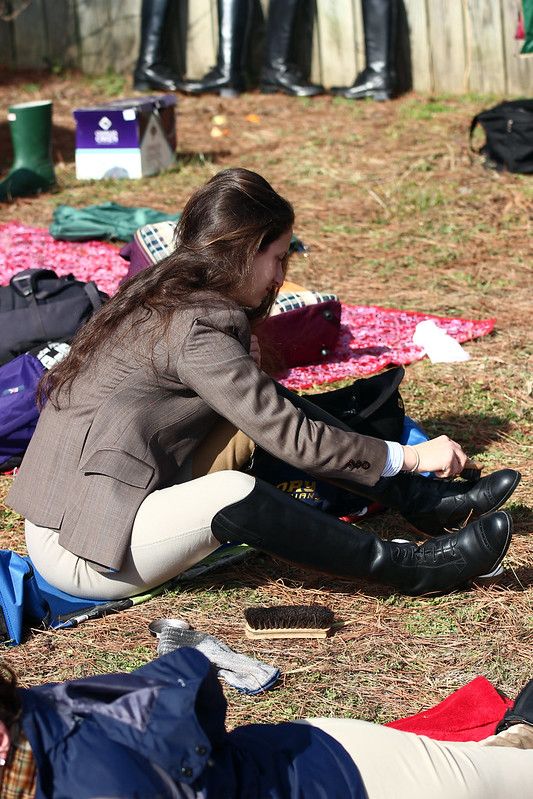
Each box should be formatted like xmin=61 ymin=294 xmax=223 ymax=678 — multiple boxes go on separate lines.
xmin=49 ymin=201 xmax=180 ymax=242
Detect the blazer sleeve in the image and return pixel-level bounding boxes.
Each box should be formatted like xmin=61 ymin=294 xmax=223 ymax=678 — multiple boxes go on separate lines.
xmin=176 ymin=309 xmax=387 ymax=486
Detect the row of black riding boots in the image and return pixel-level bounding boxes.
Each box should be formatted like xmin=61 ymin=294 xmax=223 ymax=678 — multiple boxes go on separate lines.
xmin=134 ymin=0 xmax=397 ymax=100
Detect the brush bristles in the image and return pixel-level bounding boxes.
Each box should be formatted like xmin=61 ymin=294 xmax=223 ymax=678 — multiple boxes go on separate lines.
xmin=243 ymin=604 xmax=334 ymax=631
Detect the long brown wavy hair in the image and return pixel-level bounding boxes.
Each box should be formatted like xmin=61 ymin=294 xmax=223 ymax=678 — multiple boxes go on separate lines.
xmin=41 ymin=168 xmax=294 ymax=408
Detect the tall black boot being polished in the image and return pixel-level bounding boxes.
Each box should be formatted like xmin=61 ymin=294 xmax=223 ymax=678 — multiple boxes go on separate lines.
xmin=260 ymin=0 xmax=324 ymax=96
xmin=330 ymin=0 xmax=398 ymax=100
xmin=211 ymin=479 xmax=513 ymax=596
xmin=133 ymin=0 xmax=183 ymax=91
xmin=180 ymin=0 xmax=250 ymax=97
xmin=343 ymin=469 xmax=521 ymax=537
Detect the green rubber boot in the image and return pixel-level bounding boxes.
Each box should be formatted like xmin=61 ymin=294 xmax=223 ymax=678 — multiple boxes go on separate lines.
xmin=0 ymin=100 xmax=56 ymax=202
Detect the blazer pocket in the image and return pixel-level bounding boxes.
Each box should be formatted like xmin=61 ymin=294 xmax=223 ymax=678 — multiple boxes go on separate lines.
xmin=80 ymin=449 xmax=154 ymax=489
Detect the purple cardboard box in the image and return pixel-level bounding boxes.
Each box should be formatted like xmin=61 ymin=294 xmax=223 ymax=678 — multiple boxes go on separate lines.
xmin=73 ymin=94 xmax=176 ymax=180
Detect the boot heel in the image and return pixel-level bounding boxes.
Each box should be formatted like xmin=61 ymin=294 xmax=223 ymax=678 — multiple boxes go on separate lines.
xmin=260 ymin=85 xmax=278 ymax=95
xmin=373 ymin=90 xmax=391 ymax=101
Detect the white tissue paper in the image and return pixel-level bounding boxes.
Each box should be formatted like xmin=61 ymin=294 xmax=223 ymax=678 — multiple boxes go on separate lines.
xmin=413 ymin=320 xmax=470 ymax=363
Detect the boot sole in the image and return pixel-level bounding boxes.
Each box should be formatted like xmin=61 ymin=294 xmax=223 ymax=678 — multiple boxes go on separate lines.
xmin=260 ymin=85 xmax=323 ymax=97
xmin=219 ymin=88 xmax=241 ymax=98
xmin=180 ymin=87 xmax=242 ymax=97
xmin=332 ymin=90 xmax=392 ymax=101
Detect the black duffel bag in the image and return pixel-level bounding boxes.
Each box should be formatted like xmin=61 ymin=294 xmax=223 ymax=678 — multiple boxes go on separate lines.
xmin=0 ymin=268 xmax=108 ymax=365
xmin=470 ymin=100 xmax=533 ymax=174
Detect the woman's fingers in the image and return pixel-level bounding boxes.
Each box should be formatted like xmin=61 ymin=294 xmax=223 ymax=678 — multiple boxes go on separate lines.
xmin=407 ymin=436 xmax=468 ymax=477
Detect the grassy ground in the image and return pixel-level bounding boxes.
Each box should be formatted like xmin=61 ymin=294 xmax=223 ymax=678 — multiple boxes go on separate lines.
xmin=0 ymin=69 xmax=531 ymax=728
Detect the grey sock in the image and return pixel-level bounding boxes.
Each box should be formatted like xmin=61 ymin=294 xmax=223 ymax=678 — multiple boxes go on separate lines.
xmin=157 ymin=627 xmax=280 ymax=694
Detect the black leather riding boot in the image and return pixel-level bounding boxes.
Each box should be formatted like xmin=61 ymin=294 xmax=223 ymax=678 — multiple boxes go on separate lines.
xmin=180 ymin=0 xmax=250 ymax=97
xmin=211 ymin=479 xmax=512 ymax=596
xmin=330 ymin=0 xmax=397 ymax=100
xmin=260 ymin=0 xmax=324 ymax=96
xmin=347 ymin=469 xmax=521 ymax=536
xmin=133 ymin=0 xmax=183 ymax=91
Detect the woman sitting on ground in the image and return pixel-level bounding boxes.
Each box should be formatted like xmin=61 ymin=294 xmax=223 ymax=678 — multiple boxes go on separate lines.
xmin=0 ymin=655 xmax=532 ymax=798
xmin=6 ymin=168 xmax=520 ymax=599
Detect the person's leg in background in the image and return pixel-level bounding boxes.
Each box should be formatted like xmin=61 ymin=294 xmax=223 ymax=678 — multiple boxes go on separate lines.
xmin=133 ymin=0 xmax=184 ymax=91
xmin=330 ymin=0 xmax=397 ymax=100
xmin=299 ymin=717 xmax=533 ymax=799
xmin=180 ymin=0 xmax=251 ymax=97
xmin=259 ymin=0 xmax=324 ymax=96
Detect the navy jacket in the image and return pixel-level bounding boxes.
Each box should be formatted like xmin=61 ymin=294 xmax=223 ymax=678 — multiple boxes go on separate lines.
xmin=20 ymin=648 xmax=366 ymax=799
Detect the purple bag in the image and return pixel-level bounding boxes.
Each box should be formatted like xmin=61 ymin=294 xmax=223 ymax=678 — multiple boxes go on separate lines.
xmin=0 ymin=354 xmax=44 ymax=471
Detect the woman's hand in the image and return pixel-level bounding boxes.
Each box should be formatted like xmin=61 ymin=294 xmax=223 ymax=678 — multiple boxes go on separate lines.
xmin=402 ymin=435 xmax=468 ymax=478
xmin=250 ymin=334 xmax=261 ymax=367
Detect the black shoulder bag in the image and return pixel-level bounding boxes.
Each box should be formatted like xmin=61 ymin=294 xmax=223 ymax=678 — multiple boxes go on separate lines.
xmin=0 ymin=268 xmax=108 ymax=365
xmin=470 ymin=100 xmax=533 ymax=174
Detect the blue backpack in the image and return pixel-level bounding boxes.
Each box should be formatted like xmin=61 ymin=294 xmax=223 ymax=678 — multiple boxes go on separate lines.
xmin=0 ymin=353 xmax=44 ymax=471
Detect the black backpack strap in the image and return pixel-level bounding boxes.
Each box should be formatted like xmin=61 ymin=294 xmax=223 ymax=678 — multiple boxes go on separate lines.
xmin=83 ymin=281 xmax=105 ymax=312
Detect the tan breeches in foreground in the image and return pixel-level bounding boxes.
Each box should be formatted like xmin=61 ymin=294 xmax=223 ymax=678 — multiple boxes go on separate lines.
xmin=302 ymin=718 xmax=533 ymax=799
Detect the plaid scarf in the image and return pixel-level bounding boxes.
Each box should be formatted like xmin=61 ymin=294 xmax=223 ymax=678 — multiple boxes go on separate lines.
xmin=0 ymin=730 xmax=36 ymax=799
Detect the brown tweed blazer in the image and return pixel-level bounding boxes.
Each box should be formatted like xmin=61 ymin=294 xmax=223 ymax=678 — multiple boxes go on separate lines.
xmin=7 ymin=297 xmax=388 ymax=570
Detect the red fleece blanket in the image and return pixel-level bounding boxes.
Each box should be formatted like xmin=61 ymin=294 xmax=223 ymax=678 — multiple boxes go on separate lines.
xmin=0 ymin=223 xmax=495 ymax=390
xmin=387 ymin=676 xmax=513 ymax=741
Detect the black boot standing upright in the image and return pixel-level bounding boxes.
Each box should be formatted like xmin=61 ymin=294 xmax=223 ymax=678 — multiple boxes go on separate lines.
xmin=260 ymin=0 xmax=324 ymax=96
xmin=134 ymin=0 xmax=184 ymax=91
xmin=180 ymin=0 xmax=250 ymax=97
xmin=330 ymin=0 xmax=397 ymax=100
xmin=211 ymin=479 xmax=513 ymax=596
